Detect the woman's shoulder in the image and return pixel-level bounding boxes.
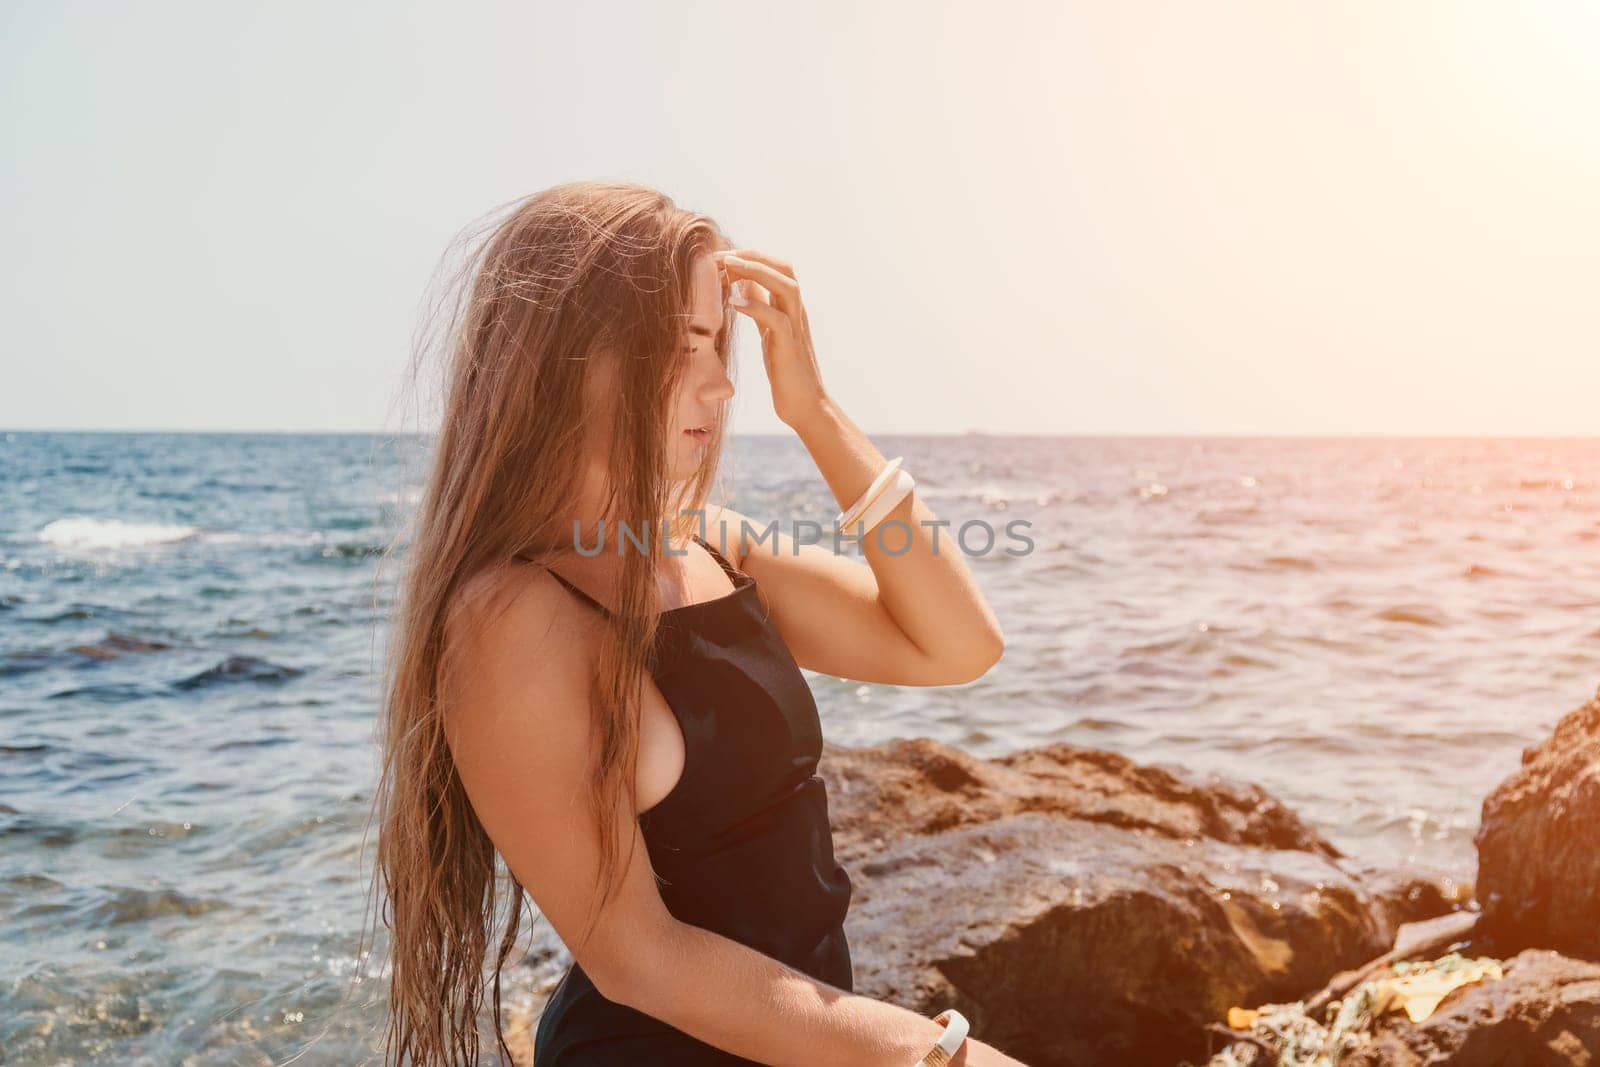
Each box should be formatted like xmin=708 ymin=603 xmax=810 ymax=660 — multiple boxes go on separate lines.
xmin=438 ymin=560 xmax=611 ymax=780
xmin=444 ymin=559 xmax=601 ymax=680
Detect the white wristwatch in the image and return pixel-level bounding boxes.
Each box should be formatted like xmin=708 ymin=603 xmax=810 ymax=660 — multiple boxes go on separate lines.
xmin=915 ymin=1008 xmax=970 ymax=1067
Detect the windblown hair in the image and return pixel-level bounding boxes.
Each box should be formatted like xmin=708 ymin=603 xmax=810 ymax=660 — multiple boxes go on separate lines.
xmin=361 ymin=180 xmax=736 ymax=1065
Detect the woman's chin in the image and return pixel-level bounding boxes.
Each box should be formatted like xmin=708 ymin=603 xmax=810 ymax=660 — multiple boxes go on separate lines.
xmin=668 ymin=449 xmax=702 ymax=484
xmin=673 ymin=434 xmax=707 ymax=468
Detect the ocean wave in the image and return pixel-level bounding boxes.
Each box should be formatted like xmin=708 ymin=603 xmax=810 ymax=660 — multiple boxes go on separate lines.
xmin=379 ymin=485 xmax=425 ymax=507
xmin=86 ymin=884 xmax=231 ymax=925
xmin=1375 ymin=603 xmax=1447 ymax=627
xmin=34 ymin=519 xmax=398 ymax=557
xmin=202 ymin=530 xmax=392 ymax=552
xmin=916 ymin=483 xmax=1073 ymax=507
xmin=38 ymin=517 xmax=198 ymax=551
xmin=311 ymin=541 xmax=387 ymax=560
xmin=2 ymin=632 xmax=171 ymax=677
xmin=171 ymin=655 xmax=304 ymax=691
xmin=1232 ymin=553 xmax=1320 ymax=572
xmin=72 ymin=632 xmax=174 ymax=660
xmin=1518 ymin=477 xmax=1583 ymax=492
xmin=1 ymin=650 xmax=54 ymax=678
xmin=25 ymin=603 xmax=140 ymax=626
xmin=48 ymin=682 xmax=161 ymax=703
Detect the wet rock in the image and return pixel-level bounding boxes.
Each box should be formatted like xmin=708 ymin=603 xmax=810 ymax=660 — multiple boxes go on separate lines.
xmin=821 ymin=738 xmax=1467 ymax=1067
xmin=1475 ymin=684 xmax=1600 ymax=961
xmin=171 ymin=654 xmax=303 ymax=690
xmin=1340 ymin=856 xmax=1476 ymax=937
xmin=69 ymin=630 xmax=174 ymax=660
xmin=1340 ymin=949 xmax=1600 ymax=1066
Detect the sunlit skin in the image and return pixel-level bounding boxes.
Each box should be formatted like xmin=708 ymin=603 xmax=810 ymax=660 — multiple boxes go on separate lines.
xmin=667 ymin=253 xmax=734 ymax=484
xmin=449 ymin=247 xmax=1020 ymax=1066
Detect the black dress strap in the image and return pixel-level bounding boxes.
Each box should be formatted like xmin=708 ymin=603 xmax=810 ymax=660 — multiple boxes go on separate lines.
xmin=529 ymin=534 xmax=741 ymax=620
xmin=544 ymin=568 xmax=614 ymax=618
xmin=692 ymin=533 xmax=743 ymax=583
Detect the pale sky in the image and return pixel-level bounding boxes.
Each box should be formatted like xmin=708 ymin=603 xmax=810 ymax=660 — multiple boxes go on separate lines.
xmin=2 ymin=1 xmax=1596 ymax=435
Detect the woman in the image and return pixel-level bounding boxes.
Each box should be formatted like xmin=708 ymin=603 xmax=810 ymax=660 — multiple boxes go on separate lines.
xmin=371 ymin=180 xmax=1023 ymax=1065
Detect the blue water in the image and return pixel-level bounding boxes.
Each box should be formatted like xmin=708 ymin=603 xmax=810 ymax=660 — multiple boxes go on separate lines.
xmin=3 ymin=431 xmax=1597 ymax=1063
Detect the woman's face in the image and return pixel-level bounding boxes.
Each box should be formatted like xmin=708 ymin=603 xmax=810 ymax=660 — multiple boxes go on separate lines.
xmin=666 ymin=252 xmax=735 ymax=481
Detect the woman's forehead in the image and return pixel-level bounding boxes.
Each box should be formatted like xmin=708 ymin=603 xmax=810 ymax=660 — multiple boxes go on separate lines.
xmin=688 ymin=254 xmax=725 ymax=330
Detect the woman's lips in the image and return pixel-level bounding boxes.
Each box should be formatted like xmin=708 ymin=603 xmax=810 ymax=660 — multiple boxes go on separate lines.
xmin=684 ymin=427 xmax=710 ymax=442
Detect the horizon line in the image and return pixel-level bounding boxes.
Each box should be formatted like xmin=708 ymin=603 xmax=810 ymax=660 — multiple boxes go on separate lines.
xmin=3 ymin=427 xmax=1600 ymax=440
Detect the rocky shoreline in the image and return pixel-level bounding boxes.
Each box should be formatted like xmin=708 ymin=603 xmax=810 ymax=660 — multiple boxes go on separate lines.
xmin=509 ymin=684 xmax=1600 ymax=1065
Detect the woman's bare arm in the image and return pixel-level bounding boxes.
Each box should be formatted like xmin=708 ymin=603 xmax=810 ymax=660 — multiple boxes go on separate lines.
xmin=706 ymin=492 xmax=1005 ymax=689
xmin=711 ymin=249 xmax=1007 ymax=689
xmin=441 ymin=566 xmax=1026 ymax=1067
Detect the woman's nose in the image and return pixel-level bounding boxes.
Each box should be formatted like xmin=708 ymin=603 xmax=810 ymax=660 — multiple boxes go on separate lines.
xmin=706 ymin=364 xmax=735 ymax=403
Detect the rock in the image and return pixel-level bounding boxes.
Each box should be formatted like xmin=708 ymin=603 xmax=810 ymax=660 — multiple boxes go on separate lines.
xmin=1337 ymin=856 xmax=1475 ymax=938
xmin=69 ymin=630 xmax=173 ymax=660
xmin=1340 ymin=949 xmax=1600 ymax=1065
xmin=170 ymin=654 xmax=304 ymax=690
xmin=825 ymin=738 xmax=1336 ymax=860
xmin=821 ymin=738 xmax=1468 ymax=1067
xmin=1475 ymin=684 xmax=1600 ymax=961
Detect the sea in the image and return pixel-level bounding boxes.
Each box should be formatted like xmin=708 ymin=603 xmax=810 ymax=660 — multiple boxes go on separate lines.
xmin=2 ymin=430 xmax=1596 ymax=1064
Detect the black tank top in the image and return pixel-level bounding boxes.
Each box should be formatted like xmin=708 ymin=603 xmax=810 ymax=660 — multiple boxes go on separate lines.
xmin=527 ymin=535 xmax=854 ymax=1066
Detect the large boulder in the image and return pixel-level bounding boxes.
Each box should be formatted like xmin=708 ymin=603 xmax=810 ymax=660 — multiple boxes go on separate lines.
xmin=1475 ymin=684 xmax=1600 ymax=961
xmin=1340 ymin=949 xmax=1600 ymax=1066
xmin=823 ymin=738 xmax=1468 ymax=1067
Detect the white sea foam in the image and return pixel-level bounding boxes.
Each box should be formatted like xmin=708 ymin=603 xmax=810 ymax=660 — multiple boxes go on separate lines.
xmin=378 ymin=485 xmax=425 ymax=507
xmin=202 ymin=530 xmax=333 ymax=547
xmin=37 ymin=516 xmax=199 ymax=551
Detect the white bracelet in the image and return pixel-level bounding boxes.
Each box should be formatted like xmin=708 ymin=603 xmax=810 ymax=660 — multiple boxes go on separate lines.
xmin=835 ymin=456 xmax=903 ymax=531
xmin=915 ymin=1008 xmax=969 ymax=1067
xmin=847 ymin=467 xmax=915 ymax=537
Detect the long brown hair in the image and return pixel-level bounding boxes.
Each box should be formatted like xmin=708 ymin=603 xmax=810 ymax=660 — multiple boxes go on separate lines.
xmin=362 ymin=180 xmax=737 ymax=1064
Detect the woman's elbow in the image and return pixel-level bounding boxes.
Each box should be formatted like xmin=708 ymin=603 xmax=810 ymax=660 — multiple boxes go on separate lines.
xmin=589 ymin=921 xmax=680 ymax=1012
xmin=929 ymin=629 xmax=1005 ymax=686
xmin=960 ymin=631 xmax=1005 ymax=683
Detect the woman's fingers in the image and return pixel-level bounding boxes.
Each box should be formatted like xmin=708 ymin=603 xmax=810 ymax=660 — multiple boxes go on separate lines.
xmin=720 ymin=248 xmax=814 ymax=342
xmin=729 ymin=277 xmax=773 ymax=308
xmin=727 ymin=284 xmax=789 ymax=338
xmin=715 ymin=252 xmax=801 ymax=319
xmin=711 ymin=248 xmax=827 ymax=429
xmin=718 ymin=248 xmax=796 ymax=281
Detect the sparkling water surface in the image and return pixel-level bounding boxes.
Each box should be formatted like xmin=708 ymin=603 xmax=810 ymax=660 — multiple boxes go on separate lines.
xmin=3 ymin=431 xmax=1596 ymax=1063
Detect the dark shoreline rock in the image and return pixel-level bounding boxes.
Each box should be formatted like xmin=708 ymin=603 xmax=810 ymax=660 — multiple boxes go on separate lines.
xmin=1476 ymin=687 xmax=1600 ymax=962
xmin=821 ymin=738 xmax=1468 ymax=1067
xmin=1340 ymin=949 xmax=1600 ymax=1066
xmin=1205 ymin=683 xmax=1600 ymax=1066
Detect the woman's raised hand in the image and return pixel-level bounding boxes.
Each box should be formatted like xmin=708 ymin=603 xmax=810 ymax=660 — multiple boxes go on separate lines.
xmin=713 ymin=248 xmax=831 ymax=432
